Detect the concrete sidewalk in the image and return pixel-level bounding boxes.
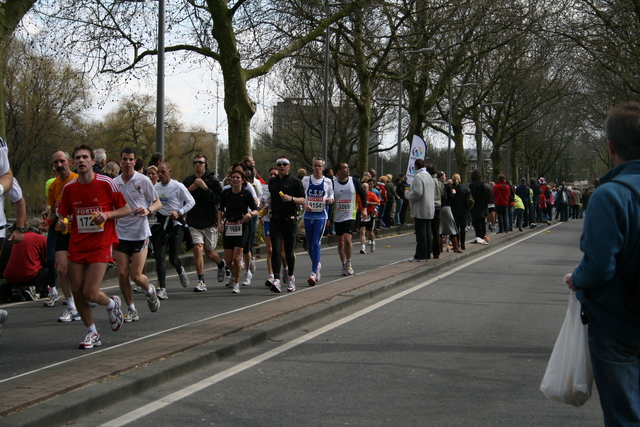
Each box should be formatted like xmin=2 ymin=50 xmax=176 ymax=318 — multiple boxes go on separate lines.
xmin=0 ymin=224 xmax=547 ymax=426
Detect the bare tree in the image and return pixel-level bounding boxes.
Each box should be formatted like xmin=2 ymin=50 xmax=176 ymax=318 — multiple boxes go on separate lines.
xmin=36 ymin=0 xmax=370 ymax=163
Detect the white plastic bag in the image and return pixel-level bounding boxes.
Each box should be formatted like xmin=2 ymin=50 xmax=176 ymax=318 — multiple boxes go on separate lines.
xmin=540 ymin=291 xmax=593 ymax=407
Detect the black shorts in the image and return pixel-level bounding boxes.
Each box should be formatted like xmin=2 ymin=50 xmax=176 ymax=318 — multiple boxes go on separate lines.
xmin=55 ymin=230 xmax=70 ymax=252
xmin=115 ymin=239 xmax=148 ymax=256
xmin=334 ymin=220 xmax=355 ymax=236
xmin=223 ymin=223 xmax=250 ymax=250
xmin=361 ymin=218 xmax=375 ymax=231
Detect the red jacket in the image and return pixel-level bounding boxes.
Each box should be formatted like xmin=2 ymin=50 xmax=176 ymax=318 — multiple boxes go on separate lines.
xmin=3 ymin=232 xmax=47 ymax=283
xmin=493 ymin=181 xmax=511 ymax=206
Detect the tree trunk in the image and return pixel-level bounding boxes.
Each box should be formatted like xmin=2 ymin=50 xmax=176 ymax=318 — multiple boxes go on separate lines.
xmin=0 ymin=0 xmax=37 ymax=139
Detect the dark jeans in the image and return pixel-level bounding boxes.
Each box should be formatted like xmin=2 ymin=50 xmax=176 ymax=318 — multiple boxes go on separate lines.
xmin=151 ymin=225 xmax=184 ymax=288
xmin=496 ymin=205 xmax=508 ymax=233
xmin=414 ymin=218 xmax=432 ymax=260
xmin=430 ymin=209 xmax=441 ymax=258
xmin=472 ymin=217 xmax=486 ymax=239
xmin=400 ymin=199 xmax=409 ymax=225
xmin=270 ymin=216 xmax=298 ymax=279
xmin=589 ymin=325 xmax=640 ymax=426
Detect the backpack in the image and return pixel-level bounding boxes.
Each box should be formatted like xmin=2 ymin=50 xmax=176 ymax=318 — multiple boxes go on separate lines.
xmin=466 ymin=191 xmax=475 ymax=210
xmin=610 ymin=179 xmax=640 ymax=315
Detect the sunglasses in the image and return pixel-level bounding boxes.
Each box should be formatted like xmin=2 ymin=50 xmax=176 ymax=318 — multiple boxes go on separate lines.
xmin=276 ymin=163 xmax=289 ymax=167
xmin=193 ymin=161 xmax=205 ymax=165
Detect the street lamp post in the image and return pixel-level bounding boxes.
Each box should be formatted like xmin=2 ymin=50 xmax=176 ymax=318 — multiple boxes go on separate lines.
xmin=447 ymin=83 xmax=477 ymax=177
xmin=156 ymin=0 xmax=165 ymax=155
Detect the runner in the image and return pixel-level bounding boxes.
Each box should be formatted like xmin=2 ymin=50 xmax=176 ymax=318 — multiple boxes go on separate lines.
xmin=57 ymin=144 xmax=131 ymax=349
xmin=268 ymin=157 xmax=305 ymax=292
xmin=183 ymin=155 xmax=227 ymax=292
xmin=113 ymin=147 xmax=162 ymax=322
xmin=217 ymin=169 xmax=258 ymax=294
xmin=301 ymin=157 xmax=334 ymax=286
xmin=358 ymin=182 xmax=380 ymax=254
xmin=333 ymin=161 xmax=367 ymax=275
xmin=151 ymin=161 xmax=195 ymax=300
xmin=41 ymin=151 xmax=80 ymax=322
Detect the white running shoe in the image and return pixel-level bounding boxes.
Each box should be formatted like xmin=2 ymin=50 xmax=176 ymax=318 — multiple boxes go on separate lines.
xmin=342 ymin=264 xmax=348 ymax=276
xmin=346 ymin=261 xmax=354 ymax=276
xmin=225 ymin=269 xmax=232 ymax=287
xmin=250 ymin=257 xmax=256 ymax=274
xmin=58 ymin=308 xmax=81 ymax=322
xmin=44 ymin=291 xmax=59 ymax=307
xmin=360 ymin=245 xmax=366 ymax=254
xmin=108 ymin=296 xmax=124 ymax=331
xmin=317 ymin=263 xmax=321 ymax=282
xmin=217 ymin=260 xmax=227 ymax=282
xmin=270 ymin=279 xmax=282 ymax=293
xmin=79 ymin=331 xmax=101 ymax=349
xmin=146 ymin=286 xmax=160 ymax=312
xmin=232 ymin=282 xmax=240 ymax=294
xmin=287 ymin=275 xmax=296 ymax=292
xmin=308 ymin=273 xmax=317 ymax=286
xmin=370 ymin=241 xmax=376 ymax=252
xmin=242 ymin=270 xmax=253 ymax=286
xmin=124 ymin=309 xmax=139 ymax=323
xmin=157 ymin=288 xmax=168 ymax=300
xmin=265 ymin=274 xmax=275 ymax=287
xmin=194 ymin=279 xmax=207 ymax=292
xmin=179 ymin=267 xmax=189 ymax=288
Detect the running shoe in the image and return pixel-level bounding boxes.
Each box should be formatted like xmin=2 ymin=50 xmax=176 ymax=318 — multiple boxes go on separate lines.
xmin=194 ymin=279 xmax=207 ymax=292
xmin=242 ymin=271 xmax=253 ymax=286
xmin=342 ymin=264 xmax=348 ymax=276
xmin=265 ymin=274 xmax=275 ymax=287
xmin=346 ymin=261 xmax=354 ymax=276
xmin=44 ymin=290 xmax=60 ymax=307
xmin=360 ymin=245 xmax=366 ymax=254
xmin=308 ymin=273 xmax=317 ymax=286
xmin=317 ymin=263 xmax=321 ymax=282
xmin=146 ymin=286 xmax=160 ymax=312
xmin=250 ymin=257 xmax=256 ymax=274
xmin=270 ymin=279 xmax=282 ymax=293
xmin=232 ymin=282 xmax=240 ymax=294
xmin=217 ymin=260 xmax=227 ymax=282
xmin=287 ymin=275 xmax=296 ymax=292
xmin=124 ymin=309 xmax=139 ymax=323
xmin=179 ymin=267 xmax=189 ymax=288
xmin=370 ymin=241 xmax=376 ymax=252
xmin=157 ymin=287 xmax=168 ymax=300
xmin=58 ymin=308 xmax=81 ymax=322
xmin=22 ymin=286 xmax=39 ymax=301
xmin=79 ymin=331 xmax=101 ymax=349
xmin=108 ymin=296 xmax=124 ymax=331
xmin=132 ymin=281 xmax=145 ymax=293
xmin=225 ymin=269 xmax=232 ymax=287
xmin=282 ymin=274 xmax=289 ymax=287
xmin=0 ymin=309 xmax=7 ymax=337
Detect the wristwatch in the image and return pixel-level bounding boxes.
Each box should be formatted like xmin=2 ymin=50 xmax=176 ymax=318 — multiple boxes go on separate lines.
xmin=17 ymin=227 xmax=25 ymax=233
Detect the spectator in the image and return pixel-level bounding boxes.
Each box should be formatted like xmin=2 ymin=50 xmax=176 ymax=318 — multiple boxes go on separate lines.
xmin=405 ymin=159 xmax=435 ymax=262
xmin=101 ymin=160 xmax=121 ymax=179
xmin=93 ymin=148 xmax=107 ymax=173
xmin=493 ymin=174 xmax=510 ymax=233
xmin=5 ymin=219 xmax=47 ymax=301
xmin=566 ymin=101 xmax=640 ymax=426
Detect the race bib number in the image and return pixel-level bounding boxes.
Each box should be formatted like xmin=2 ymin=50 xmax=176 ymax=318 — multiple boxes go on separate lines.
xmin=75 ymin=207 xmax=104 ymax=234
xmin=225 ymin=221 xmax=242 ymax=236
xmin=148 ymin=213 xmax=157 ymax=225
xmin=337 ymin=199 xmax=352 ymax=211
xmin=307 ymin=196 xmax=325 ymax=212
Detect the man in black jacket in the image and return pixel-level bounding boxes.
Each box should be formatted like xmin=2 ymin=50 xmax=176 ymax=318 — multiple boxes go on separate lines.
xmin=268 ymin=157 xmax=305 ymax=293
xmin=183 ymin=155 xmax=226 ymax=292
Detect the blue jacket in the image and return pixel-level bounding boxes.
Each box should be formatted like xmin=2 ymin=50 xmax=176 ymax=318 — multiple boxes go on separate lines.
xmin=573 ymin=159 xmax=640 ymax=346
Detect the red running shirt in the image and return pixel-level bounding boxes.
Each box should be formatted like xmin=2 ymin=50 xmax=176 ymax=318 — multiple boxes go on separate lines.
xmin=58 ymin=174 xmax=127 ymax=254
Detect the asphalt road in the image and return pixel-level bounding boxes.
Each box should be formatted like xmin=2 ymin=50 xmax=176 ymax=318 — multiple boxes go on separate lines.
xmin=0 ymin=230 xmax=419 ymax=381
xmin=63 ymin=220 xmax=603 ymax=426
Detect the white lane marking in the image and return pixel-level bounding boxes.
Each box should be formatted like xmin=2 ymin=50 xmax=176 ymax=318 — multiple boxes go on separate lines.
xmin=100 ymin=225 xmax=559 ymax=426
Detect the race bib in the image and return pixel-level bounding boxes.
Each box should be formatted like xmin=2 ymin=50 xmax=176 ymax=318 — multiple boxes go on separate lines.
xmin=225 ymin=221 xmax=242 ymax=236
xmin=75 ymin=207 xmax=104 ymax=234
xmin=337 ymin=199 xmax=352 ymax=211
xmin=307 ymin=196 xmax=325 ymax=212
